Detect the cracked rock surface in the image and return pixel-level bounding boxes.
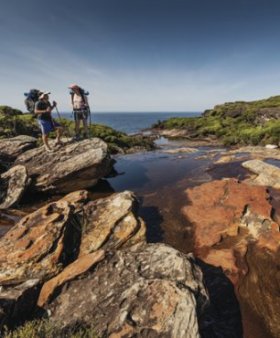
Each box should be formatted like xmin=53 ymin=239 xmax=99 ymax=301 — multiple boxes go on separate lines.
xmin=45 ymin=243 xmax=208 ymax=338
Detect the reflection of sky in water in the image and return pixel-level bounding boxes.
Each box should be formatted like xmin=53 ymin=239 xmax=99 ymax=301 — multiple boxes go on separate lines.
xmin=108 ymin=148 xmax=212 ymax=193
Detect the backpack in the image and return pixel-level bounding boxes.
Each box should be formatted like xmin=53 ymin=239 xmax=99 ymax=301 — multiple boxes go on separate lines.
xmin=24 ymin=89 xmax=41 ymax=113
xmin=69 ymin=87 xmax=89 ymax=106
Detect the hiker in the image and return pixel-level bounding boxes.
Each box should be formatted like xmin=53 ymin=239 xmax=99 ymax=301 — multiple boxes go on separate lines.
xmin=34 ymin=92 xmax=63 ymax=152
xmin=69 ymin=84 xmax=90 ymax=140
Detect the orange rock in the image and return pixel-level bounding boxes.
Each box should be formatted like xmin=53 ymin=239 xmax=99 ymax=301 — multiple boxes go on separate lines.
xmin=37 ymin=250 xmax=105 ymax=307
xmin=183 ymin=178 xmax=280 ymax=338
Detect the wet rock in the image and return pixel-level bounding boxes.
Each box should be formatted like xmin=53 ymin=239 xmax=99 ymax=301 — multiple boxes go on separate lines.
xmin=162 ymin=147 xmax=198 ymax=154
xmin=0 ymin=165 xmax=29 ymax=209
xmin=0 ymin=136 xmax=37 ymax=163
xmin=183 ymin=178 xmax=280 ymax=337
xmin=45 ymin=244 xmax=208 ymax=338
xmin=242 ymin=159 xmax=280 ymax=188
xmin=79 ymin=191 xmax=146 ymax=256
xmin=15 ymin=138 xmax=112 ymax=193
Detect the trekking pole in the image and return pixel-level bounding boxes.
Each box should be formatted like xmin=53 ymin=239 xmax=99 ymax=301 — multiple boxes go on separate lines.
xmin=54 ymin=106 xmax=72 ymax=141
xmin=87 ymin=106 xmax=92 ymax=138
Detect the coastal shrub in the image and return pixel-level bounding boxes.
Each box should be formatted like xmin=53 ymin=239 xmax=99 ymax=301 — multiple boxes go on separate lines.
xmin=153 ymin=95 xmax=280 ymax=146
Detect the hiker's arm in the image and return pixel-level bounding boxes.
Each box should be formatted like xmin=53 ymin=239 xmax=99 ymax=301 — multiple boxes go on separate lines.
xmin=34 ymin=108 xmax=48 ymax=115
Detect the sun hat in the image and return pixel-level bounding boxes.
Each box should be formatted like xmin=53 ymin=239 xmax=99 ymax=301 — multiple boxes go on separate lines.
xmin=68 ymin=83 xmax=80 ymax=89
xmin=39 ymin=91 xmax=51 ymax=99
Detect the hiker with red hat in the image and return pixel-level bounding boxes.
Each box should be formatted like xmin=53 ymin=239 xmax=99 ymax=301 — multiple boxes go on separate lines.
xmin=69 ymin=84 xmax=90 ymax=140
xmin=34 ymin=92 xmax=63 ymax=152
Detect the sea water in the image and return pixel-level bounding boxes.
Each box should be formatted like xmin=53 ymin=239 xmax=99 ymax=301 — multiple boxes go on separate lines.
xmin=56 ymin=112 xmax=201 ymax=134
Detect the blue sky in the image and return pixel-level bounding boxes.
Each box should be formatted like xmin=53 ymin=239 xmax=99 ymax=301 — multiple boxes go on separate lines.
xmin=1 ymin=0 xmax=280 ymax=112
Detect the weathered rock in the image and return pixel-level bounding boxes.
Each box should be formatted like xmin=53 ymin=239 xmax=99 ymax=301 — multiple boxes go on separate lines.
xmin=183 ymin=178 xmax=280 ymax=338
xmin=37 ymin=250 xmax=105 ymax=307
xmin=162 ymin=147 xmax=198 ymax=154
xmin=0 ymin=279 xmax=41 ymax=330
xmin=0 ymin=165 xmax=29 ymax=209
xmin=0 ymin=135 xmax=37 ymax=162
xmin=45 ymin=244 xmax=208 ymax=338
xmin=15 ymin=138 xmax=112 ymax=193
xmin=242 ymin=159 xmax=280 ymax=188
xmin=79 ymin=191 xmax=146 ymax=256
xmin=216 ymin=146 xmax=280 ymax=164
xmin=0 ymin=199 xmax=83 ymax=285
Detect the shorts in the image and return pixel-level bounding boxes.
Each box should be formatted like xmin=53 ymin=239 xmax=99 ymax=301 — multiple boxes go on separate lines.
xmin=74 ymin=108 xmax=89 ymax=121
xmin=38 ymin=118 xmax=61 ymax=135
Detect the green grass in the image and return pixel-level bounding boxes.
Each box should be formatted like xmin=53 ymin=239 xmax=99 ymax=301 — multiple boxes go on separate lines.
xmin=3 ymin=320 xmax=98 ymax=338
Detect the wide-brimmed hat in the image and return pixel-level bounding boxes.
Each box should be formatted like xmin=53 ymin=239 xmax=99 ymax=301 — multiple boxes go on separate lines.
xmin=68 ymin=83 xmax=80 ymax=89
xmin=39 ymin=91 xmax=51 ymax=99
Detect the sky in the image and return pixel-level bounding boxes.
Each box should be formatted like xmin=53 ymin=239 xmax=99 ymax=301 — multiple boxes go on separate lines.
xmin=1 ymin=0 xmax=280 ymax=112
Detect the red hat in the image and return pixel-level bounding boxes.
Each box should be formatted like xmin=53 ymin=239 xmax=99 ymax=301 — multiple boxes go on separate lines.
xmin=68 ymin=83 xmax=79 ymax=89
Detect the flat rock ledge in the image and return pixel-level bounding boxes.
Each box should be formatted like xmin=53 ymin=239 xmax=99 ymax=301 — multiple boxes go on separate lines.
xmin=15 ymin=137 xmax=113 ymax=193
xmin=183 ymin=178 xmax=280 ymax=338
xmin=242 ymin=159 xmax=280 ymax=188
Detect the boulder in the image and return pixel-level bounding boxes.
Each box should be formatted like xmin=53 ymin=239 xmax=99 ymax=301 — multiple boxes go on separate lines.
xmin=0 ymin=135 xmax=37 ymax=166
xmin=44 ymin=244 xmax=208 ymax=338
xmin=15 ymin=138 xmax=113 ymax=193
xmin=0 ymin=165 xmax=29 ymax=209
xmin=0 ymin=191 xmax=87 ymax=329
xmin=79 ymin=191 xmax=146 ymax=256
xmin=183 ymin=178 xmax=280 ymax=338
xmin=242 ymin=159 xmax=280 ymax=188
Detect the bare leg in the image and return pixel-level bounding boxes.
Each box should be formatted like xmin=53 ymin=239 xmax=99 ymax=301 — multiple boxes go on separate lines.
xmin=55 ymin=127 xmax=63 ymax=144
xmin=42 ymin=134 xmax=51 ymax=151
xmin=82 ymin=118 xmax=89 ymax=138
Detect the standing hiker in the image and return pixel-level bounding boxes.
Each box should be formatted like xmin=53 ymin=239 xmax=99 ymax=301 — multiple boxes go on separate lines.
xmin=34 ymin=92 xmax=63 ymax=152
xmin=69 ymin=84 xmax=90 ymax=140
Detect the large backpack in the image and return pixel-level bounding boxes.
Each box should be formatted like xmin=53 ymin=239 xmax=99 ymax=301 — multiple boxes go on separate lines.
xmin=69 ymin=87 xmax=89 ymax=106
xmin=24 ymin=89 xmax=41 ymax=113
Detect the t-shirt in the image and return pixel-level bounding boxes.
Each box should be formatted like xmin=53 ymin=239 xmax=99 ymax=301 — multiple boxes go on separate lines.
xmin=35 ymin=100 xmax=52 ymax=121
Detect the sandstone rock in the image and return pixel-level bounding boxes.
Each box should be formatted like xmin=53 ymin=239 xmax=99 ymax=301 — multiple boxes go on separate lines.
xmin=162 ymin=147 xmax=198 ymax=154
xmin=79 ymin=191 xmax=146 ymax=256
xmin=15 ymin=138 xmax=112 ymax=193
xmin=0 ymin=136 xmax=37 ymax=162
xmin=216 ymin=146 xmax=280 ymax=164
xmin=242 ymin=159 xmax=280 ymax=188
xmin=37 ymin=250 xmax=105 ymax=307
xmin=0 ymin=279 xmax=40 ymax=330
xmin=45 ymin=244 xmax=208 ymax=338
xmin=0 ymin=165 xmax=29 ymax=209
xmin=183 ymin=178 xmax=280 ymax=337
xmin=0 ymin=199 xmax=82 ymax=285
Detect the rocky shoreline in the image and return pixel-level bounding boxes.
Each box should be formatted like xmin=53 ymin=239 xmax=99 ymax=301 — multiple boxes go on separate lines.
xmin=1 ymin=101 xmax=280 ymax=337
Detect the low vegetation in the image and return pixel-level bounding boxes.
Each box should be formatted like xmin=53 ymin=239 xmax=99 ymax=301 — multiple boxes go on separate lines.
xmin=153 ymin=95 xmax=280 ymax=146
xmin=3 ymin=320 xmax=97 ymax=338
xmin=0 ymin=107 xmax=155 ymax=153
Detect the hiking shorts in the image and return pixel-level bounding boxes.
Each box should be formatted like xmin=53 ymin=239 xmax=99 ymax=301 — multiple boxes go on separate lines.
xmin=38 ymin=118 xmax=61 ymax=135
xmin=74 ymin=108 xmax=89 ymax=121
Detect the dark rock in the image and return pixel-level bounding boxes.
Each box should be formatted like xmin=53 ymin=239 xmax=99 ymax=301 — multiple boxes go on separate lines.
xmin=0 ymin=165 xmax=29 ymax=209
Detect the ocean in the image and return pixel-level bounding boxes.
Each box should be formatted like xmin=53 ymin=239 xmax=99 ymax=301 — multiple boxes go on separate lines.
xmin=56 ymin=112 xmax=201 ymax=134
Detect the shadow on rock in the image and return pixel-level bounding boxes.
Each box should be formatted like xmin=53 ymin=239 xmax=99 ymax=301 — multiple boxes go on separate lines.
xmin=197 ymin=259 xmax=243 ymax=338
